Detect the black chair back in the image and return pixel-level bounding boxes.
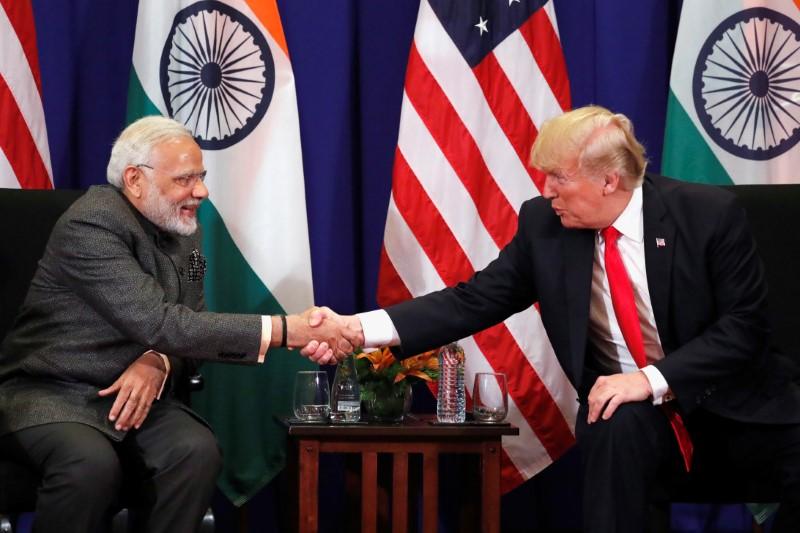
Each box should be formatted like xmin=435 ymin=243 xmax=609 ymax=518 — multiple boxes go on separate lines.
xmin=0 ymin=188 xmax=84 ymax=339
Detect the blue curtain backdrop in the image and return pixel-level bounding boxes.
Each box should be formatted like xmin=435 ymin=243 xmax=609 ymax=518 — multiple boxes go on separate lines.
xmin=27 ymin=0 xmax=758 ymax=531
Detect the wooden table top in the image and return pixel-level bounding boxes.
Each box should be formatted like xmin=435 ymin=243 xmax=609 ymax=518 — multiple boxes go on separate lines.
xmin=281 ymin=413 xmax=519 ymax=438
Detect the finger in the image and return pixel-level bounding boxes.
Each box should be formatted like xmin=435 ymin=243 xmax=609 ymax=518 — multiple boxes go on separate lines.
xmin=602 ymin=395 xmax=622 ymax=420
xmin=107 ymin=382 xmax=131 ymax=422
xmin=313 ymin=348 xmax=334 ymax=364
xmin=586 ymin=392 xmax=606 ymax=424
xmin=98 ymin=381 xmax=121 ymax=397
xmin=317 ymin=352 xmax=336 ymax=366
xmin=318 ymin=306 xmax=337 ymax=318
xmin=132 ymin=397 xmax=153 ymax=429
xmin=309 ymin=342 xmax=331 ymax=361
xmin=299 ymin=340 xmax=320 ymax=357
xmin=589 ymin=395 xmax=613 ymax=424
xmin=115 ymin=393 xmax=141 ymax=431
xmin=307 ymin=309 xmax=325 ymax=327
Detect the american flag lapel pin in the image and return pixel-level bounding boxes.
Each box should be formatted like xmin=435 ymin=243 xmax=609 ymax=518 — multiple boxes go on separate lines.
xmin=656 ymin=238 xmax=666 ymax=248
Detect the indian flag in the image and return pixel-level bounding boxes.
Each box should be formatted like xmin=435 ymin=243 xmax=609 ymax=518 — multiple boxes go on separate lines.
xmin=127 ymin=0 xmax=316 ymax=505
xmin=662 ymin=0 xmax=800 ymax=185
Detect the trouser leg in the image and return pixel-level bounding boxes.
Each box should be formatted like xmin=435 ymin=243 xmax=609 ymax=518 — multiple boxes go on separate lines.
xmin=0 ymin=423 xmax=123 ymax=533
xmin=575 ymin=401 xmax=677 ymax=533
xmin=120 ymin=403 xmax=222 ymax=533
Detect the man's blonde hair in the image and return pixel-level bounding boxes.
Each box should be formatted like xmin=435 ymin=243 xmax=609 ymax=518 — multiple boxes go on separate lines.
xmin=529 ymin=105 xmax=648 ymax=188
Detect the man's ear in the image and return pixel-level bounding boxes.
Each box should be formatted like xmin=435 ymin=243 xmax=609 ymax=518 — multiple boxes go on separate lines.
xmin=603 ymin=172 xmax=621 ymax=195
xmin=122 ymin=166 xmax=143 ymax=199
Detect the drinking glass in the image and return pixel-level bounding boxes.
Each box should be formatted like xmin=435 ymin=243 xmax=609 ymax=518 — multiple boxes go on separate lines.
xmin=472 ymin=372 xmax=508 ymax=423
xmin=293 ymin=371 xmax=330 ymax=421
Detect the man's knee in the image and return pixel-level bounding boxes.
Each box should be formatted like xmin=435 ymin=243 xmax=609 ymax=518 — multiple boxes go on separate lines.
xmin=43 ymin=439 xmax=123 ymax=501
xmin=579 ymin=402 xmax=656 ymax=440
xmin=166 ymin=425 xmax=222 ymax=481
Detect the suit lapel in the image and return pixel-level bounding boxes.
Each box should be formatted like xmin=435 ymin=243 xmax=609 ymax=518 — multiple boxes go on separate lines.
xmin=642 ymin=178 xmax=676 ymax=351
xmin=563 ymin=227 xmax=595 ymax=375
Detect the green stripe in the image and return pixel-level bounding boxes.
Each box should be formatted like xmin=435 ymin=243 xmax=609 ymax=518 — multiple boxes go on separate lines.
xmin=193 ymin=202 xmax=315 ymax=504
xmin=126 ymin=69 xmax=161 ymax=123
xmin=662 ymin=90 xmax=733 ymax=185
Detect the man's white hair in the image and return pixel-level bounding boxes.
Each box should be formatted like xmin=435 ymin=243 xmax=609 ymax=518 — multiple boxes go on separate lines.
xmin=106 ymin=116 xmax=194 ymax=188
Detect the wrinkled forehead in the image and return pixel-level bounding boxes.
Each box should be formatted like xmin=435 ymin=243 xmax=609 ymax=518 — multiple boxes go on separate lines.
xmin=149 ymin=137 xmax=203 ymax=167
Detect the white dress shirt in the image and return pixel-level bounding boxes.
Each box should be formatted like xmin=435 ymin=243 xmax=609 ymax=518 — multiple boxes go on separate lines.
xmin=589 ymin=187 xmax=669 ymax=403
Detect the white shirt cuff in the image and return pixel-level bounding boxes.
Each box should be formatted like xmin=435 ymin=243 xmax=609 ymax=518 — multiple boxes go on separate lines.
xmin=258 ymin=315 xmax=271 ymax=363
xmin=143 ymin=350 xmax=170 ymax=400
xmin=640 ymin=365 xmax=670 ymax=405
xmin=357 ymin=309 xmax=400 ymax=347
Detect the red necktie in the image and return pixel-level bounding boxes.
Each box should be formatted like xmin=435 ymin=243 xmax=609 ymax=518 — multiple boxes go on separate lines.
xmin=602 ymin=226 xmax=693 ymax=471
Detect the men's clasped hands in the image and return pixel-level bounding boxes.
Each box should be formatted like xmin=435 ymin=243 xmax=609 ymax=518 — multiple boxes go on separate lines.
xmin=290 ymin=306 xmax=365 ymax=365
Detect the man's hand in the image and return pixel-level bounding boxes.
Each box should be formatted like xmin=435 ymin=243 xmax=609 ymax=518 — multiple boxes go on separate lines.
xmin=284 ymin=306 xmax=364 ymax=364
xmin=98 ymin=351 xmax=167 ymax=431
xmin=295 ymin=307 xmax=364 ymax=364
xmin=587 ymin=371 xmax=653 ymax=423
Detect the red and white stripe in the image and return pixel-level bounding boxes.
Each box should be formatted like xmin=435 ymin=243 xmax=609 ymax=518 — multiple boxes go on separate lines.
xmin=378 ymin=0 xmax=576 ymax=492
xmin=0 ymin=0 xmax=52 ymax=190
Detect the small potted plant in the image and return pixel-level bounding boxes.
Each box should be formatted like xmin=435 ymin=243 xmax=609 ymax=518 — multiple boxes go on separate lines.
xmin=354 ymin=347 xmax=439 ymax=423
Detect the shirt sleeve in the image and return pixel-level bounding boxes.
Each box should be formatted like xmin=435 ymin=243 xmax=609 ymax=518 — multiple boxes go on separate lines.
xmin=142 ymin=350 xmax=171 ymax=400
xmin=641 ymin=364 xmax=671 ymax=405
xmin=357 ymin=309 xmax=401 ymax=347
xmin=258 ymin=315 xmax=271 ymax=363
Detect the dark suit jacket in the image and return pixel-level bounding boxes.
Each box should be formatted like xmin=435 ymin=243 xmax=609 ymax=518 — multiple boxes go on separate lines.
xmin=0 ymin=185 xmax=262 ymax=439
xmin=386 ymin=174 xmax=800 ymax=425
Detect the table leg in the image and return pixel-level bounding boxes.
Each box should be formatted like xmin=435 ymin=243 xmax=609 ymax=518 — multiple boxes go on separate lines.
xmin=392 ymin=452 xmax=409 ymax=533
xmin=362 ymin=451 xmax=378 ymax=533
xmin=481 ymin=440 xmax=501 ymax=533
xmin=422 ymin=451 xmax=439 ymax=533
xmin=298 ymin=439 xmax=319 ymax=533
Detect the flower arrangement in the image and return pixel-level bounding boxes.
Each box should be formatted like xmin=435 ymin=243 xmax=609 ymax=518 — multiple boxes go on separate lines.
xmin=354 ymin=347 xmax=439 ymax=422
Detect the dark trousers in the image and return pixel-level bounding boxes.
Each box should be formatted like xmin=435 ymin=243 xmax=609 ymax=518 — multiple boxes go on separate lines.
xmin=575 ymin=401 xmax=800 ymax=533
xmin=0 ymin=403 xmax=221 ymax=533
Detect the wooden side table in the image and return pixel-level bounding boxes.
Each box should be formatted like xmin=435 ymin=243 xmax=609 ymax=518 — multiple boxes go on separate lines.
xmin=282 ymin=415 xmax=519 ymax=533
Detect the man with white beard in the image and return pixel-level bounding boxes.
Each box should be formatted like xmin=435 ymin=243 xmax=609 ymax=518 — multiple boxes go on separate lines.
xmin=0 ymin=116 xmax=354 ymax=533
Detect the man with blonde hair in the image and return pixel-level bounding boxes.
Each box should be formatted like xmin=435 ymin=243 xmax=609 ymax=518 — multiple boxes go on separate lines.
xmin=306 ymin=105 xmax=800 ymax=532
xmin=0 ymin=116 xmax=354 ymax=533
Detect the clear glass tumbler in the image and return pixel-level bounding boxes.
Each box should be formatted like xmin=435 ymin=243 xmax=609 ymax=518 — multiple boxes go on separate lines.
xmin=472 ymin=372 xmax=508 ymax=423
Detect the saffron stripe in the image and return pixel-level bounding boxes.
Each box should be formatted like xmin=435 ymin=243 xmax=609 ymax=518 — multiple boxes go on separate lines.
xmin=243 ymin=0 xmax=289 ymax=59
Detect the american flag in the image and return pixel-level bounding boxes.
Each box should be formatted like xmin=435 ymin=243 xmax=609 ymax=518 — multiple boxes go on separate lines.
xmin=377 ymin=0 xmax=576 ymax=491
xmin=0 ymin=0 xmax=53 ymax=189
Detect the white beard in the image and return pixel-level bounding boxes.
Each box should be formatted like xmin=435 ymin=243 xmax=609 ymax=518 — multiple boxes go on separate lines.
xmin=140 ymin=185 xmax=199 ymax=236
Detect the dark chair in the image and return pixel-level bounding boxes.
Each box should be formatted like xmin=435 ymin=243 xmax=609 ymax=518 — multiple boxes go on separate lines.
xmin=649 ymin=184 xmax=800 ymax=532
xmin=0 ymin=188 xmax=213 ymax=532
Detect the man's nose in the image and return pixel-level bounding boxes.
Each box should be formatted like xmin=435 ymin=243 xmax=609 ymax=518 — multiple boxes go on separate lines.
xmin=193 ymin=179 xmax=209 ymax=199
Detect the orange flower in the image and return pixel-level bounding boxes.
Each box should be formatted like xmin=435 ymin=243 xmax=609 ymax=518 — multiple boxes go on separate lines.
xmin=356 ymin=347 xmax=396 ymax=373
xmin=394 ymin=349 xmax=439 ymax=383
xmin=355 ymin=346 xmax=439 ymax=387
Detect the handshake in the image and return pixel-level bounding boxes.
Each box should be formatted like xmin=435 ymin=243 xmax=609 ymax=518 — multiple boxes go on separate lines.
xmin=280 ymin=307 xmax=364 ymax=365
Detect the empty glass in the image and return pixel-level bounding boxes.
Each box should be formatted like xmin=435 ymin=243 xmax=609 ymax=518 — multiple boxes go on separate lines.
xmin=293 ymin=371 xmax=330 ymax=421
xmin=472 ymin=372 xmax=508 ymax=423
